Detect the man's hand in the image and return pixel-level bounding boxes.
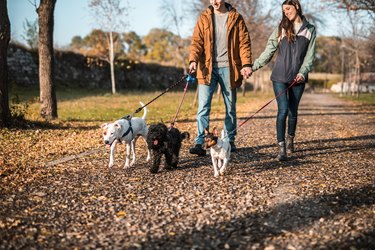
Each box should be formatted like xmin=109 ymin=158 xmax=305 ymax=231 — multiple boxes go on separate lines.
xmin=189 ymin=62 xmax=197 ymax=74
xmin=241 ymin=66 xmax=252 ymax=79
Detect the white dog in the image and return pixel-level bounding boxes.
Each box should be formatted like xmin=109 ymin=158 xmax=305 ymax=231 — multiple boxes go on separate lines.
xmin=203 ymin=127 xmax=231 ymax=177
xmin=101 ymin=102 xmax=151 ymax=168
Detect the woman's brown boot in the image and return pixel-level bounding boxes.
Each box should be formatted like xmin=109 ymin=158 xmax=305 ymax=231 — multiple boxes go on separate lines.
xmin=286 ymin=135 xmax=294 ymax=154
xmin=277 ymin=141 xmax=287 ymax=161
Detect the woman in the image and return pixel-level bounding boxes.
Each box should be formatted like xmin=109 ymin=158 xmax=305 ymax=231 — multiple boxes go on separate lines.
xmin=250 ymin=0 xmax=316 ymax=161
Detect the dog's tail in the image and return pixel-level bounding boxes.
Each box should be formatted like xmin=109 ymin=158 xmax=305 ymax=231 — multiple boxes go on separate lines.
xmin=181 ymin=132 xmax=190 ymax=141
xmin=139 ymin=101 xmax=148 ymax=120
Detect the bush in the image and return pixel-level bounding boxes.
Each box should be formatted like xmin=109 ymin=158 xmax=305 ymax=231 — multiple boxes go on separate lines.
xmin=10 ymin=95 xmax=29 ymax=122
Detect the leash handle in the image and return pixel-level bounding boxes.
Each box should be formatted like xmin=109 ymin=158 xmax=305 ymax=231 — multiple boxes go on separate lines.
xmin=186 ymin=73 xmax=196 ymax=84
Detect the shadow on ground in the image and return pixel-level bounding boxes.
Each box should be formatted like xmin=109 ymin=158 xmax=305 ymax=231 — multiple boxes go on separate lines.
xmin=135 ymin=184 xmax=375 ymax=249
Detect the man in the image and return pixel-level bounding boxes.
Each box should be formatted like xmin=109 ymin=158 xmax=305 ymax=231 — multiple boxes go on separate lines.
xmin=189 ymin=0 xmax=252 ymax=156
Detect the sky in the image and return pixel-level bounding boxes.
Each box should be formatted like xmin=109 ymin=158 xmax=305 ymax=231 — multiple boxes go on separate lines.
xmin=8 ymin=0 xmax=196 ymax=48
xmin=8 ymin=0 xmax=344 ymax=48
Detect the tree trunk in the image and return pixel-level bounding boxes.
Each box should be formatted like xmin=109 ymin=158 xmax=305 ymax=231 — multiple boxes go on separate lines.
xmin=355 ymin=52 xmax=361 ymax=98
xmin=109 ymin=31 xmax=116 ymax=94
xmin=340 ymin=46 xmax=345 ymax=96
xmin=0 ymin=0 xmax=11 ymax=127
xmin=38 ymin=0 xmax=57 ymax=119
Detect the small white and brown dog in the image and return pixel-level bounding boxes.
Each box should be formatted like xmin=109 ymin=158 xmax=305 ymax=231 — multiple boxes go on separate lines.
xmin=203 ymin=127 xmax=231 ymax=177
xmin=101 ymin=102 xmax=151 ymax=168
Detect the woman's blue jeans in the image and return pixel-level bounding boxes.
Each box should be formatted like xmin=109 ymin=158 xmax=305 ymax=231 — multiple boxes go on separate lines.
xmin=273 ymin=82 xmax=305 ymax=143
xmin=195 ymin=66 xmax=237 ymax=145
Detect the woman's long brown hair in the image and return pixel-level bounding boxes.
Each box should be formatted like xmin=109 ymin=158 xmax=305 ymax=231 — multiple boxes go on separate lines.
xmin=278 ymin=0 xmax=303 ymax=42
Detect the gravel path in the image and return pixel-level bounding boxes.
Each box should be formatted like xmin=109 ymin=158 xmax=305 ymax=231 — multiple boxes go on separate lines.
xmin=1 ymin=93 xmax=374 ymax=249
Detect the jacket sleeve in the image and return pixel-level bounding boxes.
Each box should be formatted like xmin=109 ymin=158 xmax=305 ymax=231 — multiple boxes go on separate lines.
xmin=189 ymin=15 xmax=205 ymax=64
xmin=298 ymin=25 xmax=316 ymax=79
xmin=238 ymin=15 xmax=252 ymax=67
xmin=251 ymin=27 xmax=279 ymax=72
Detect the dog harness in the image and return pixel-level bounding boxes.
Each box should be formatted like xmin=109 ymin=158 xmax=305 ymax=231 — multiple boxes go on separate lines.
xmin=118 ymin=119 xmax=133 ymax=142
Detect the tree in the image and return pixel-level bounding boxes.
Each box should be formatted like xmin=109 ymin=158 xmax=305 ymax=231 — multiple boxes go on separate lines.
xmin=323 ymin=0 xmax=375 ymax=19
xmin=160 ymin=0 xmax=190 ymax=74
xmin=314 ymin=36 xmax=342 ymax=73
xmin=69 ymin=35 xmax=84 ymax=51
xmin=0 ymin=0 xmax=11 ymax=127
xmin=37 ymin=0 xmax=58 ymax=119
xmin=143 ymin=28 xmax=178 ymax=62
xmin=89 ymin=0 xmax=130 ymax=94
xmin=123 ymin=31 xmax=146 ymax=60
xmin=323 ymin=0 xmax=375 ymax=96
xmin=75 ymin=29 xmax=124 ymax=58
xmin=22 ymin=18 xmax=38 ymax=51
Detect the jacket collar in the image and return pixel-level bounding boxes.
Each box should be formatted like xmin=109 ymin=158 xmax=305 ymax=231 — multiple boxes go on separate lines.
xmin=204 ymin=2 xmax=238 ymax=30
xmin=208 ymin=2 xmax=234 ymax=12
xmin=299 ymin=16 xmax=309 ymax=33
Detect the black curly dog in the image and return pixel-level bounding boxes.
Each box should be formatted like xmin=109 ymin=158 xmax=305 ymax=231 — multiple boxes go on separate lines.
xmin=146 ymin=123 xmax=190 ymax=173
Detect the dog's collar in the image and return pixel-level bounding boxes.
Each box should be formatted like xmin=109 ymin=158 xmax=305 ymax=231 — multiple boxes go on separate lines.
xmin=118 ymin=119 xmax=133 ymax=142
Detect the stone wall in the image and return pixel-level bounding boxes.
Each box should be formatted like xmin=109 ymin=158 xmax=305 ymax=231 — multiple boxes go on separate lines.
xmin=7 ymin=45 xmax=39 ymax=87
xmin=7 ymin=44 xmax=185 ymax=90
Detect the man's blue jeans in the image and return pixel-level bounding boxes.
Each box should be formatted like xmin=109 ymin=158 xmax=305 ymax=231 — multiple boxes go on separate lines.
xmin=195 ymin=67 xmax=237 ymax=145
xmin=273 ymin=81 xmax=305 ymax=143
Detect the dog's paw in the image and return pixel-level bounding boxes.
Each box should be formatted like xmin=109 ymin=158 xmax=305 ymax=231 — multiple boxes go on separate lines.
xmin=164 ymin=164 xmax=175 ymax=171
xmin=219 ymin=167 xmax=226 ymax=175
xmin=108 ymin=162 xmax=114 ymax=168
xmin=214 ymin=172 xmax=220 ymax=178
xmin=149 ymin=165 xmax=160 ymax=174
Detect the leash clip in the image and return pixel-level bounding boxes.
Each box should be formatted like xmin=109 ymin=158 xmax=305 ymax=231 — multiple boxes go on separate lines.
xmin=122 ymin=114 xmax=132 ymax=120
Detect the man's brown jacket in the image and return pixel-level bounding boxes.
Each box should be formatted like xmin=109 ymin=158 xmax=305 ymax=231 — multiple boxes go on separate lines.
xmin=189 ymin=3 xmax=252 ymax=88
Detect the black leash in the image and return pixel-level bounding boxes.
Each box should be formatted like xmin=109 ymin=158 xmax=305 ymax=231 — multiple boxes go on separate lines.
xmin=121 ymin=74 xmax=189 ymax=120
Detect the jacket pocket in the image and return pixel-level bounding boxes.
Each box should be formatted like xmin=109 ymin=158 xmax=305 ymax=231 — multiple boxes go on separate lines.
xmin=234 ymin=59 xmax=242 ymax=82
xmin=198 ymin=59 xmax=209 ymax=79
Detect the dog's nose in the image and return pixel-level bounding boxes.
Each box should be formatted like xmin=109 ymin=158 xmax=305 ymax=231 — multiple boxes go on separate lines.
xmin=104 ymin=140 xmax=109 ymax=145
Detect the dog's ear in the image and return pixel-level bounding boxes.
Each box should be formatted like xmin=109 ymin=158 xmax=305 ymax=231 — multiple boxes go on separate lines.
xmin=114 ymin=121 xmax=122 ymax=129
xmin=213 ymin=127 xmax=218 ymax=136
xmin=101 ymin=123 xmax=108 ymax=129
xmin=204 ymin=128 xmax=209 ymax=135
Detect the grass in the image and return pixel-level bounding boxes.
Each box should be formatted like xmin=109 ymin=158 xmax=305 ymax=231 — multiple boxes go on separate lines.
xmin=335 ymin=93 xmax=375 ymax=105
xmin=9 ymin=86 xmax=274 ymax=123
xmin=309 ymin=72 xmax=342 ymax=81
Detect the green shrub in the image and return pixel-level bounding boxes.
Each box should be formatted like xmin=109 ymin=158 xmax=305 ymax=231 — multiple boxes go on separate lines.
xmin=10 ymin=95 xmax=29 ymax=121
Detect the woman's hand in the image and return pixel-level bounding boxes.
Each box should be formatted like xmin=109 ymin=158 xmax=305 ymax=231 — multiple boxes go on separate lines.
xmin=295 ymin=73 xmax=305 ymax=83
xmin=241 ymin=67 xmax=252 ymax=79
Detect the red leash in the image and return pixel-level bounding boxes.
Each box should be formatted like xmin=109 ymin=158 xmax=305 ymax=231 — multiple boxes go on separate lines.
xmin=227 ymin=78 xmax=299 ymax=137
xmin=170 ymin=74 xmax=195 ymax=127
